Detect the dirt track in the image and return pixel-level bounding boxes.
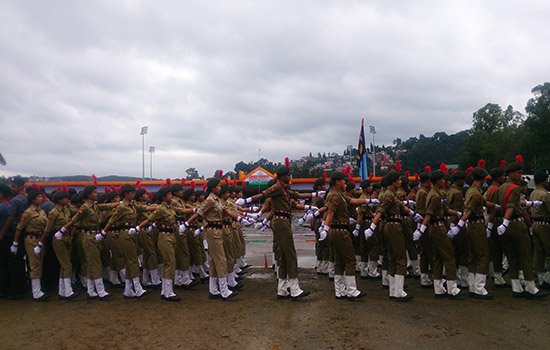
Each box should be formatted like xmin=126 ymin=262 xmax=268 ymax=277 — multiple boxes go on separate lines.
xmin=0 ymin=267 xmax=548 ymax=350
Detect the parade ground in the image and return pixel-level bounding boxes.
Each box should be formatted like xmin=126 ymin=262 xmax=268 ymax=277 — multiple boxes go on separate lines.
xmin=0 ymin=223 xmax=547 ymax=350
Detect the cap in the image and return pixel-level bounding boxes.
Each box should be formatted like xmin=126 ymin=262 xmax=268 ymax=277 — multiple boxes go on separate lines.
xmin=534 ymin=171 xmax=549 ymax=184
xmin=53 ymin=190 xmax=69 ymax=203
xmin=182 ymin=189 xmax=195 ymax=200
xmin=453 ymin=170 xmax=466 ymax=180
xmin=120 ymin=184 xmax=136 ymax=195
xmin=360 ymin=179 xmax=371 ymax=189
xmin=106 ymin=191 xmax=120 ymax=202
xmin=0 ymin=183 xmax=10 ymax=198
xmin=386 ymin=171 xmax=401 ymax=185
xmin=490 ymin=167 xmax=504 ymax=180
xmin=430 ymin=170 xmax=445 ymax=183
xmin=9 ymin=175 xmax=27 ymax=187
xmin=504 ymin=162 xmax=523 ymax=175
xmin=330 ymin=171 xmax=345 ymax=181
xmin=206 ymin=178 xmax=220 ymax=190
xmin=170 ymin=184 xmax=183 ymax=192
xmin=157 ymin=187 xmax=172 ymax=199
xmin=276 ymin=166 xmax=290 ymax=177
xmin=82 ymin=185 xmax=97 ymax=199
xmin=419 ymin=172 xmax=430 ymax=183
xmin=27 ymin=190 xmax=41 ymax=203
xmin=134 ymin=188 xmax=147 ymax=200
xmin=471 ymin=167 xmax=488 ymax=181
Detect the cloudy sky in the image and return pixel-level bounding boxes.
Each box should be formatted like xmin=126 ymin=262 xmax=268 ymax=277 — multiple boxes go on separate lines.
xmin=1 ymin=1 xmax=549 ymax=179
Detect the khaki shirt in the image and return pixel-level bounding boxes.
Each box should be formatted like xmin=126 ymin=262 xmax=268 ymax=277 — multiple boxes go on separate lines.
xmin=377 ymin=188 xmax=401 ymax=217
xmin=415 ymin=186 xmax=429 ymax=215
xmin=529 ymin=186 xmax=550 ymax=219
xmin=107 ymin=199 xmax=148 ymax=227
xmin=495 ymin=181 xmax=522 ymax=216
xmin=71 ymin=200 xmax=113 ymax=229
xmin=426 ymin=188 xmax=448 ymax=218
xmin=446 ymin=185 xmax=465 ymax=211
xmin=465 ymin=186 xmax=484 ymax=215
xmin=197 ymin=193 xmax=225 ymax=222
xmin=262 ymin=183 xmax=299 ymax=212
xmin=44 ymin=204 xmax=73 ymax=233
xmin=16 ymin=205 xmax=47 ymax=233
xmin=326 ymin=189 xmax=352 ymax=224
xmin=147 ymin=202 xmax=177 ymax=227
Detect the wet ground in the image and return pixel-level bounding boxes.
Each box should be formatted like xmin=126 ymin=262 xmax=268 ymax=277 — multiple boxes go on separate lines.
xmin=0 ymin=222 xmax=548 ymax=349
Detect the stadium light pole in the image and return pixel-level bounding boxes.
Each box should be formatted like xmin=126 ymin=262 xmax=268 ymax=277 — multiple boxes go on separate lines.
xmin=149 ymin=146 xmax=155 ymax=179
xmin=369 ymin=125 xmax=376 ymax=177
xmin=140 ymin=126 xmax=148 ymax=179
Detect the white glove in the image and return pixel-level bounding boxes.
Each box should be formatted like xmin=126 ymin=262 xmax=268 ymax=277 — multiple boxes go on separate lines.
xmin=312 ymin=191 xmax=326 ymax=198
xmin=304 ymin=205 xmax=319 ymax=211
xmin=261 ymin=220 xmax=270 ymax=231
xmin=235 ymin=197 xmax=252 ymax=206
xmin=54 ymin=229 xmax=64 ymax=240
xmin=10 ymin=242 xmax=18 ymax=255
xmin=349 ymin=217 xmax=356 ymax=225
xmin=494 ymin=204 xmax=501 ymax=210
xmin=412 ymin=212 xmax=423 ymax=223
xmin=486 ymin=223 xmax=493 ymax=238
xmin=413 ymin=224 xmax=427 ymax=242
xmin=456 ymin=211 xmax=463 ymax=218
xmin=447 ymin=226 xmax=460 ymax=238
xmin=34 ymin=242 xmax=43 ymax=255
xmin=95 ymin=231 xmax=107 ymax=242
xmin=238 ymin=216 xmax=252 ymax=227
xmin=366 ymin=198 xmax=380 ymax=206
xmin=352 ymin=224 xmax=361 ymax=237
xmin=246 ymin=212 xmax=262 ymax=220
xmin=318 ymin=223 xmax=329 ymax=241
xmin=128 ymin=226 xmax=140 ymax=235
xmin=526 ymin=200 xmax=543 ymax=208
xmin=194 ymin=227 xmax=204 ymax=237
xmin=147 ymin=225 xmax=154 ymax=233
xmin=403 ymin=200 xmax=416 ymax=209
xmin=251 ymin=206 xmax=260 ymax=212
xmin=304 ymin=212 xmax=316 ymax=225
xmin=298 ymin=215 xmax=307 ymax=226
xmin=497 ymin=219 xmax=509 ymax=236
xmin=179 ymin=222 xmax=189 ymax=234
xmin=254 ymin=219 xmax=269 ymax=230
xmin=364 ymin=222 xmax=377 ymax=240
xmin=457 ymin=219 xmax=466 ymax=229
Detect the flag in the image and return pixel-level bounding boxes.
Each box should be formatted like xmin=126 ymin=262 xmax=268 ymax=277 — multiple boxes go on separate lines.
xmin=356 ymin=119 xmax=368 ymax=180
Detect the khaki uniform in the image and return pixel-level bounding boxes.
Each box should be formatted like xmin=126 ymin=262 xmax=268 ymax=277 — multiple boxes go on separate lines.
xmin=529 ymin=186 xmax=550 ymax=274
xmin=136 ymin=203 xmax=158 ymax=271
xmin=377 ymin=189 xmax=408 ymax=276
xmin=447 ymin=184 xmax=470 ymax=272
xmin=426 ymin=188 xmax=457 ymax=281
xmin=172 ymin=197 xmax=191 ymax=274
xmin=358 ymin=193 xmax=378 ymax=264
xmin=147 ymin=202 xmax=178 ymax=279
xmin=197 ymin=193 xmax=227 ymax=278
xmin=262 ymin=183 xmax=300 ymax=280
xmin=465 ymin=186 xmax=489 ymax=274
xmin=44 ymin=204 xmax=74 ymax=278
xmin=495 ymin=181 xmax=534 ymax=281
xmin=107 ymin=200 xmax=149 ymax=279
xmin=397 ymin=188 xmax=418 ymax=264
xmin=17 ymin=205 xmax=47 ymax=279
xmin=71 ymin=200 xmax=113 ymax=279
xmin=485 ymin=184 xmax=506 ymax=275
xmin=326 ymin=189 xmax=356 ymax=275
xmin=416 ymin=186 xmax=434 ymax=276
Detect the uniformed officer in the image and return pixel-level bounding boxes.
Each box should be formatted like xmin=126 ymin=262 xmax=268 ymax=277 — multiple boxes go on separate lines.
xmin=414 ymin=170 xmax=466 ymax=299
xmin=235 ymin=167 xmax=322 ymax=300
xmin=171 ymin=184 xmax=197 ymax=290
xmin=451 ymin=168 xmax=493 ymax=299
xmin=135 ymin=188 xmax=162 ymax=288
xmin=39 ymin=190 xmax=78 ymax=300
xmin=529 ymin=171 xmax=550 ymax=289
xmin=447 ymin=170 xmax=470 ymax=288
xmin=495 ymin=162 xmax=548 ymax=299
xmin=415 ymin=172 xmax=434 ymax=288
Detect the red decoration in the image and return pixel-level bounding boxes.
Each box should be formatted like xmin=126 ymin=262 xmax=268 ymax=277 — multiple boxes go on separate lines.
xmin=368 ymin=172 xmax=374 ymax=180
xmin=395 ymin=161 xmax=402 ymax=172
xmin=202 ymin=183 xmax=207 ymax=191
xmin=414 ymin=173 xmax=419 ymax=181
xmin=477 ymin=159 xmax=486 ymax=169
xmin=104 ymin=187 xmax=111 ymax=193
xmin=91 ymin=174 xmax=98 ymax=184
xmin=224 ymin=178 xmax=230 ymax=186
xmin=181 ymin=179 xmax=186 ymax=185
xmin=233 ymin=180 xmax=237 ymax=187
xmin=405 ymin=171 xmax=410 ymax=177
xmin=424 ymin=166 xmax=432 ymax=173
xmin=323 ymin=171 xmax=327 ymax=180
xmin=217 ymin=170 xmax=223 ymax=178
xmin=515 ymin=154 xmax=523 ymax=164
xmin=500 ymin=160 xmax=506 ymax=169
xmin=348 ymin=172 xmax=354 ymax=183
xmin=190 ymin=181 xmax=196 ymax=190
xmin=284 ymin=157 xmax=290 ymax=168
xmin=466 ymin=166 xmax=474 ymax=175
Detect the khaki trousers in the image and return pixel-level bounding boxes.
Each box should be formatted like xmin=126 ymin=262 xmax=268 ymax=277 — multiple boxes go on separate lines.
xmin=52 ymin=236 xmax=73 ymax=278
xmin=429 ymin=225 xmax=457 ymax=280
xmin=205 ymin=228 xmax=227 ymax=278
xmin=82 ymin=233 xmax=102 ymax=279
xmin=385 ymin=223 xmax=408 ymax=275
xmin=138 ymin=230 xmax=158 ymax=270
xmin=118 ymin=231 xmax=140 ymax=279
xmin=329 ymin=229 xmax=356 ymax=275
xmin=24 ymin=235 xmax=43 ymax=279
xmin=157 ymin=232 xmax=176 ymax=279
xmin=532 ymin=223 xmax=550 ymax=272
xmin=272 ymin=218 xmax=298 ymax=279
xmin=467 ymin=223 xmax=490 ymax=274
xmin=175 ymin=231 xmax=190 ymax=271
xmin=504 ymin=221 xmax=535 ymax=280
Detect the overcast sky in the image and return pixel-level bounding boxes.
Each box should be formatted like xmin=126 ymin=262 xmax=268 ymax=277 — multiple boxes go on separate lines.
xmin=1 ymin=1 xmax=549 ymax=179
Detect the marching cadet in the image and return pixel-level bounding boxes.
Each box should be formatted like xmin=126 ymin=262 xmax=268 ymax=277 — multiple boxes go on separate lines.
xmin=397 ymin=175 xmax=420 ymax=278
xmin=447 ymin=170 xmax=470 ymax=289
xmin=355 ymin=179 xmax=380 ymax=279
xmin=138 ymin=187 xmax=181 ymax=301
xmin=485 ymin=167 xmax=509 ymax=288
xmin=60 ymin=185 xmax=119 ymax=300
xmin=235 ymin=167 xmax=322 ymax=300
xmin=413 ymin=170 xmax=466 ymax=299
xmin=311 ymin=178 xmax=328 ymax=275
xmin=11 ymin=190 xmax=48 ymax=301
xmin=171 ymin=184 xmax=197 ymax=290
xmin=365 ymin=172 xmax=421 ymax=301
xmin=135 ymin=188 xmax=162 ymax=288
xmin=450 ymin=168 xmax=493 ymax=299
xmin=102 ymin=184 xmax=153 ymax=299
xmin=495 ymin=161 xmax=547 ymax=299
xmin=321 ymin=172 xmax=369 ymax=300
xmin=220 ymin=185 xmax=245 ymax=291
xmin=529 ymin=171 xmax=550 ymax=289
xmin=39 ymin=190 xmax=78 ymax=300
xmin=182 ymin=189 xmax=209 ymax=282
xmin=415 ymin=172 xmax=434 ymax=288
xmin=183 ymin=178 xmax=251 ymax=300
